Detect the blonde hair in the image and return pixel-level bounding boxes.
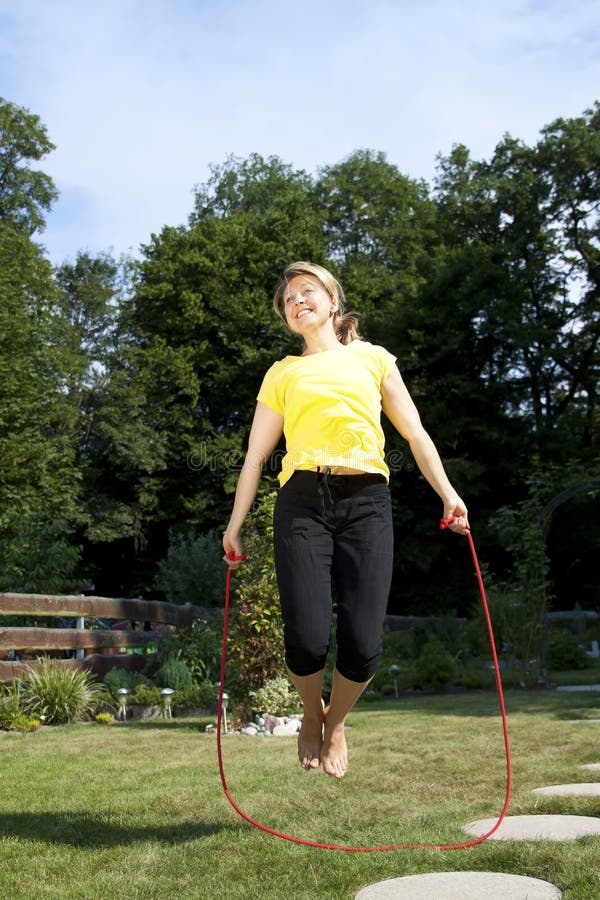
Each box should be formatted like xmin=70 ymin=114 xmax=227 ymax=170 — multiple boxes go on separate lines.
xmin=272 ymin=261 xmax=361 ymax=345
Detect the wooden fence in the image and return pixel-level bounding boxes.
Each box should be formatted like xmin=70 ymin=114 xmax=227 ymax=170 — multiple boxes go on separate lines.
xmin=0 ymin=593 xmax=205 ymax=681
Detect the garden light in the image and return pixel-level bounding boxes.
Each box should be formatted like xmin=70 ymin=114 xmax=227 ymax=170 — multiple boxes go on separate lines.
xmin=389 ymin=664 xmax=400 ymax=699
xmin=160 ymin=687 xmax=174 ymax=719
xmin=116 ymin=688 xmax=129 ymax=721
xmin=221 ymin=691 xmax=229 ymax=734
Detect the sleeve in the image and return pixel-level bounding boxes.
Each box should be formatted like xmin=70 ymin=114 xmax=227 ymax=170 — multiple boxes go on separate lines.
xmin=257 ymin=362 xmax=285 ymax=415
xmin=374 ymin=345 xmax=397 ymax=383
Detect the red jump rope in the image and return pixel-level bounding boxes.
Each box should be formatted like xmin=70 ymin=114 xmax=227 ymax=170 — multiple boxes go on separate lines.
xmin=217 ymin=518 xmax=511 ymax=851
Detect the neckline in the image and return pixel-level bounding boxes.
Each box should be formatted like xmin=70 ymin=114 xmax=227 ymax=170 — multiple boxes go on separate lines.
xmin=287 ymin=341 xmax=357 ymax=360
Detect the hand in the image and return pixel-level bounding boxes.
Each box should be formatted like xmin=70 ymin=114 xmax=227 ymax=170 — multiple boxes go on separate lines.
xmin=222 ymin=532 xmax=246 ymax=568
xmin=442 ymin=497 xmax=470 ymax=534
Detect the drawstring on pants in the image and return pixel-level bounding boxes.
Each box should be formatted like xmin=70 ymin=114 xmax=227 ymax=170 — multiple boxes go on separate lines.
xmin=316 ymin=466 xmax=333 ymax=517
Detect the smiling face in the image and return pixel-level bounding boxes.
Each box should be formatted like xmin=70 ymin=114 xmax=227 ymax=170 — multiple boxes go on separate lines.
xmin=282 ymin=274 xmax=337 ymax=334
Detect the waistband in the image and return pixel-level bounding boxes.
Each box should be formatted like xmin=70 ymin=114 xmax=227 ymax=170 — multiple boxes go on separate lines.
xmin=286 ymin=468 xmax=387 ymax=488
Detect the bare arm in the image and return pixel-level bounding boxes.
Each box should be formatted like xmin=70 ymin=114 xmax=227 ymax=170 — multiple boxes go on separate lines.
xmin=222 ymin=401 xmax=284 ymax=566
xmin=381 ymin=365 xmax=469 ymax=534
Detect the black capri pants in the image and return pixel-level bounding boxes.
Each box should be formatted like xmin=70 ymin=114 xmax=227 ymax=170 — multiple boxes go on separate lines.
xmin=273 ymin=468 xmax=394 ymax=683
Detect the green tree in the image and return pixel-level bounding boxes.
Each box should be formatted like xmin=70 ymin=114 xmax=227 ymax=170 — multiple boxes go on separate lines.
xmin=432 ymin=108 xmax=600 ymax=467
xmin=419 ymin=108 xmax=600 ymax=612
xmin=0 ymin=97 xmax=57 ymax=234
xmin=153 ymin=527 xmax=225 ymax=606
xmin=52 ymin=251 xmax=162 ymax=593
xmin=317 ymin=149 xmax=436 ymax=345
xmin=0 ymin=100 xmax=83 ymax=590
xmin=486 ymin=473 xmax=557 ymax=687
xmin=119 ymin=156 xmax=326 ymax=553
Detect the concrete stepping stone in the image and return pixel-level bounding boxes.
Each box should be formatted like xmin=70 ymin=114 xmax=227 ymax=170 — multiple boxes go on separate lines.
xmin=581 ymin=763 xmax=600 ymax=771
xmin=533 ymin=783 xmax=600 ymax=796
xmin=464 ymin=814 xmax=600 ymax=841
xmin=556 ymin=684 xmax=600 ymax=691
xmin=355 ymin=872 xmax=561 ymax=899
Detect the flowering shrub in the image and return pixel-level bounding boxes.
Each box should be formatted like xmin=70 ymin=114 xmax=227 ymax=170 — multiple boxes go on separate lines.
xmin=12 ymin=714 xmax=41 ymax=732
xmin=249 ymin=675 xmax=299 ymax=716
xmin=227 ymin=491 xmax=285 ymax=702
xmin=94 ymin=712 xmax=113 ymax=724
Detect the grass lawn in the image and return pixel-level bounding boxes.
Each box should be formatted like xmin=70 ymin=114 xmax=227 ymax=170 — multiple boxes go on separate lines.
xmin=1 ymin=690 xmax=600 ymax=899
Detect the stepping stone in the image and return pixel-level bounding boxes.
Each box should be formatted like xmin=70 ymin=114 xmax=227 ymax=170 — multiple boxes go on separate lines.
xmin=581 ymin=763 xmax=600 ymax=771
xmin=355 ymin=872 xmax=561 ymax=899
xmin=464 ymin=814 xmax=600 ymax=841
xmin=556 ymin=684 xmax=600 ymax=691
xmin=533 ymin=783 xmax=600 ymax=796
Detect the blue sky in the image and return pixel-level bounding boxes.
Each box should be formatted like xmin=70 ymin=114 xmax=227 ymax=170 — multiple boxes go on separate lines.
xmin=1 ymin=0 xmax=599 ymax=264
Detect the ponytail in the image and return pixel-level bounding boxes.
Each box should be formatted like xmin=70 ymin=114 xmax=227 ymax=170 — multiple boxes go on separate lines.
xmin=333 ymin=311 xmax=361 ymax=345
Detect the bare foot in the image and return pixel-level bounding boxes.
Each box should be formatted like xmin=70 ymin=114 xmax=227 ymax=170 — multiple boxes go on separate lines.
xmin=297 ymin=710 xmax=324 ymax=770
xmin=321 ymin=709 xmax=348 ymax=778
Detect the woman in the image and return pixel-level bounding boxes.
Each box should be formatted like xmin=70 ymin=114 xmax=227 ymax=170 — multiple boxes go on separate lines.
xmin=223 ymin=261 xmax=468 ymax=779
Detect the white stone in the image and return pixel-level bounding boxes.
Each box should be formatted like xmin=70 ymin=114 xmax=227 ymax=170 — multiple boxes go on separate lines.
xmin=464 ymin=814 xmax=600 ymax=841
xmin=581 ymin=763 xmax=600 ymax=771
xmin=532 ymin=783 xmax=600 ymax=796
xmin=273 ymin=720 xmax=301 ymax=735
xmin=355 ymin=872 xmax=561 ymax=899
xmin=264 ymin=714 xmax=283 ymax=733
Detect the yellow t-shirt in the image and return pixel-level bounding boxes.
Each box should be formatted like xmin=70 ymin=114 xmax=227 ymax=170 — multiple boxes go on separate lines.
xmin=257 ymin=339 xmax=397 ymax=486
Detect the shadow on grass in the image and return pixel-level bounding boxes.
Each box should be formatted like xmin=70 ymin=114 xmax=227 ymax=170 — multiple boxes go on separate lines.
xmin=117 ymin=718 xmax=214 ymax=732
xmin=0 ymin=811 xmax=237 ymax=847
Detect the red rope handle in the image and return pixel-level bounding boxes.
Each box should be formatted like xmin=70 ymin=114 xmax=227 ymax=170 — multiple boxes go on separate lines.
xmin=217 ymin=527 xmax=511 ymax=851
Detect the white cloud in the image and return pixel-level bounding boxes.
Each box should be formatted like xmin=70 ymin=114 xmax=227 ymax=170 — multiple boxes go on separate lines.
xmin=1 ymin=0 xmax=598 ymax=262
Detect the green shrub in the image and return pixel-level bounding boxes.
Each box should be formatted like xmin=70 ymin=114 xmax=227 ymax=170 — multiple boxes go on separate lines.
xmin=172 ymin=681 xmax=215 ymax=711
xmin=103 ymin=668 xmax=146 ymax=694
xmin=103 ymin=668 xmax=132 ymax=693
xmin=458 ymin=663 xmax=497 ymax=690
xmin=155 ymin=656 xmax=194 ymax=691
xmin=412 ymin=638 xmax=456 ymax=690
xmin=460 ymin=612 xmax=491 ymax=659
xmin=159 ymin=616 xmax=223 ymax=685
xmin=249 ymin=675 xmax=299 ymax=716
xmin=0 ymin=684 xmax=23 ymax=730
xmin=23 ymin=659 xmax=104 ymax=724
xmin=412 ymin=615 xmax=464 ymax=658
xmin=381 ymin=630 xmax=413 ymax=658
xmin=548 ymin=631 xmax=590 ymax=671
xmin=372 ymin=660 xmax=414 ymax=693
xmin=129 ymin=683 xmax=162 ymax=706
